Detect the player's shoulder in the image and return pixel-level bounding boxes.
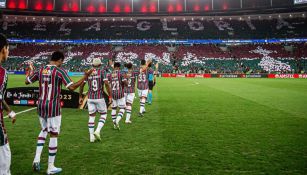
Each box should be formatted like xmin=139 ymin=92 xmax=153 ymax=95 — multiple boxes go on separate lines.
xmin=55 ymin=67 xmax=68 ymax=74
xmin=0 ymin=66 xmax=6 ymax=73
xmin=0 ymin=66 xmax=7 ymax=78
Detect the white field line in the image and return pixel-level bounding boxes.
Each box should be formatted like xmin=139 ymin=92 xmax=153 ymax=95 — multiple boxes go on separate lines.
xmin=191 ymin=81 xmax=200 ymax=85
xmin=4 ymin=107 xmax=37 ymax=119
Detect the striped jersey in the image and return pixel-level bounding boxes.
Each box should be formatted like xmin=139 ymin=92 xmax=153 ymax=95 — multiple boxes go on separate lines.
xmin=107 ymin=70 xmax=127 ymax=100
xmin=124 ymin=70 xmax=139 ymax=93
xmin=0 ymin=66 xmax=8 ymax=146
xmin=85 ymin=68 xmax=107 ymax=100
xmin=137 ymin=68 xmax=154 ymax=90
xmin=27 ymin=65 xmax=73 ymax=118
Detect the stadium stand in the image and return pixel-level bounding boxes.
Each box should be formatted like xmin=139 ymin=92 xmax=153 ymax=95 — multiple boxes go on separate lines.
xmin=1 ymin=17 xmax=307 ymax=39
xmin=4 ymin=42 xmax=307 ymax=74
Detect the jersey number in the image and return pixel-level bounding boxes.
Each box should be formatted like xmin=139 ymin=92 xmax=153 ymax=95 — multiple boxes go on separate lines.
xmin=92 ymin=80 xmax=98 ymax=91
xmin=112 ymin=81 xmax=120 ymax=91
xmin=128 ymin=79 xmax=132 ymax=87
xmin=139 ymin=74 xmax=146 ymax=82
xmin=41 ymin=83 xmax=52 ymax=100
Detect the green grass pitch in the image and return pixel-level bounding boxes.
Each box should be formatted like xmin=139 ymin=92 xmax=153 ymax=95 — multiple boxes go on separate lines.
xmin=3 ymin=75 xmax=307 ymax=174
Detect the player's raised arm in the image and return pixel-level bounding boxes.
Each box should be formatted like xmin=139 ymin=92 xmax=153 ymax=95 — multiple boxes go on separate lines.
xmin=78 ymin=81 xmax=86 ymax=105
xmin=25 ymin=69 xmax=39 ymax=85
xmin=140 ymin=59 xmax=152 ymax=72
xmin=122 ymin=73 xmax=128 ymax=87
xmin=104 ymin=79 xmax=112 ymax=105
xmin=154 ymin=62 xmax=159 ymax=85
xmin=67 ymin=69 xmax=93 ymax=91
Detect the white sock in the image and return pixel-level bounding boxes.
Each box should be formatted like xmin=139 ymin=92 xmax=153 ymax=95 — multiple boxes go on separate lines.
xmin=111 ymin=108 xmax=117 ymax=124
xmin=125 ymin=105 xmax=132 ymax=122
xmin=34 ymin=129 xmax=48 ymax=163
xmin=140 ymin=98 xmax=146 ymax=113
xmin=88 ymin=115 xmax=95 ymax=135
xmin=48 ymin=137 xmax=58 ymax=167
xmin=96 ymin=113 xmax=107 ymax=133
xmin=116 ymin=108 xmax=125 ymax=123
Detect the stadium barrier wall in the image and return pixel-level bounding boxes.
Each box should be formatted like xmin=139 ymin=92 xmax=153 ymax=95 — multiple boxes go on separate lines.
xmin=7 ymin=71 xmax=307 ymax=78
xmin=5 ymin=87 xmax=80 ymax=108
xmin=162 ymin=73 xmax=307 ymax=78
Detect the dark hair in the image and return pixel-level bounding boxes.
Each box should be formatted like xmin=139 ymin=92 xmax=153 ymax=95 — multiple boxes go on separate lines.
xmin=114 ymin=62 xmax=121 ymax=68
xmin=126 ymin=62 xmax=133 ymax=69
xmin=148 ymin=62 xmax=152 ymax=67
xmin=0 ymin=33 xmax=8 ymax=51
xmin=51 ymin=51 xmax=65 ymax=61
xmin=141 ymin=59 xmax=146 ymax=65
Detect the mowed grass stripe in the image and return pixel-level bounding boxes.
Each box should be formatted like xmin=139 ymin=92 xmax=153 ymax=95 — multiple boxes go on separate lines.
xmin=156 ymin=78 xmax=307 ymax=174
xmin=202 ymin=79 xmax=307 ymax=117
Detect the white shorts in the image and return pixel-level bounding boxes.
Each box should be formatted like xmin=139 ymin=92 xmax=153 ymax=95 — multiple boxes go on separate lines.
xmin=124 ymin=93 xmax=135 ymax=104
xmin=87 ymin=99 xmax=107 ymax=114
xmin=111 ymin=97 xmax=126 ymax=109
xmin=138 ymin=89 xmax=149 ymax=98
xmin=0 ymin=143 xmax=11 ymax=175
xmin=39 ymin=116 xmax=62 ymax=135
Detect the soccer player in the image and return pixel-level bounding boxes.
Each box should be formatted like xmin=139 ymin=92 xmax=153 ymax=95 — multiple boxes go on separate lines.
xmin=25 ymin=51 xmax=93 ymax=175
xmin=107 ymin=62 xmax=127 ymax=130
xmin=79 ymin=58 xmax=112 ymax=142
xmin=137 ymin=60 xmax=153 ymax=117
xmin=0 ymin=33 xmax=16 ymax=175
xmin=124 ymin=63 xmax=139 ymax=124
xmin=147 ymin=62 xmax=157 ymax=105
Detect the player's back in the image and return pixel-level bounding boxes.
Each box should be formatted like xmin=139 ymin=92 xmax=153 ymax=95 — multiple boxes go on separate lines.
xmin=137 ymin=69 xmax=150 ymax=90
xmin=87 ymin=68 xmax=106 ymax=99
xmin=37 ymin=65 xmax=71 ymax=102
xmin=124 ymin=70 xmax=138 ymax=94
xmin=108 ymin=70 xmax=125 ymax=100
xmin=29 ymin=65 xmax=73 ymax=118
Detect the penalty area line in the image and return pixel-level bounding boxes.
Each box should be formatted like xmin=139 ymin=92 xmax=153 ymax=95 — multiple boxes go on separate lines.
xmin=4 ymin=107 xmax=37 ymax=119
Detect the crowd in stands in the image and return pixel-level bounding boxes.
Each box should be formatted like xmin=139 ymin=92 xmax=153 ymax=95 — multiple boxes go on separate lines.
xmin=1 ymin=17 xmax=307 ymax=40
xmin=4 ymin=42 xmax=307 ymax=74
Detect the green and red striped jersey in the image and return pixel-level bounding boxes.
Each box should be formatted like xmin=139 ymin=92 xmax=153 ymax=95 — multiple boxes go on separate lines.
xmin=0 ymin=66 xmax=8 ymax=146
xmin=107 ymin=70 xmax=127 ymax=100
xmin=27 ymin=65 xmax=73 ymax=118
xmin=85 ymin=68 xmax=108 ymax=100
xmin=124 ymin=70 xmax=139 ymax=93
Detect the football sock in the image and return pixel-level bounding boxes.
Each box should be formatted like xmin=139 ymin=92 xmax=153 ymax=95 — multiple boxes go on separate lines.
xmin=140 ymin=98 xmax=146 ymax=113
xmin=111 ymin=108 xmax=117 ymax=124
xmin=96 ymin=112 xmax=107 ymax=133
xmin=116 ymin=108 xmax=125 ymax=123
xmin=125 ymin=105 xmax=132 ymax=122
xmin=88 ymin=114 xmax=95 ymax=135
xmin=34 ymin=129 xmax=48 ymax=163
xmin=148 ymin=92 xmax=152 ymax=103
xmin=48 ymin=137 xmax=58 ymax=166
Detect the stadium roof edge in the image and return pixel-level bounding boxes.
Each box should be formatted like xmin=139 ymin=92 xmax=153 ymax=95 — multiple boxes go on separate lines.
xmin=2 ymin=12 xmax=306 ymax=22
xmin=1 ymin=5 xmax=307 ymax=18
